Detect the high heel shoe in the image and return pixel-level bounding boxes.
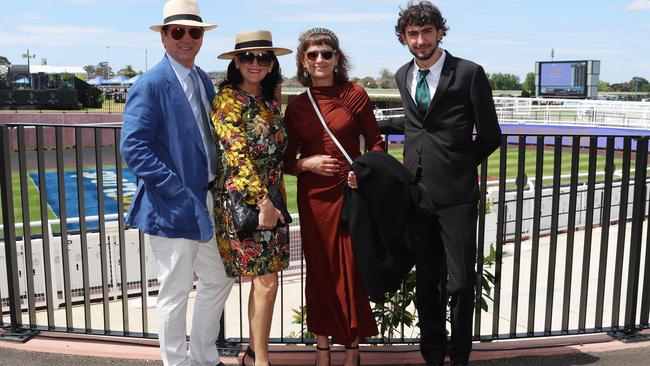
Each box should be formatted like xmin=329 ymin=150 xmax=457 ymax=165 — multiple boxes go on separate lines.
xmin=241 ymin=347 xmax=256 ymax=366
xmin=314 ymin=345 xmax=330 ymax=366
xmin=344 ymin=345 xmax=360 ymax=366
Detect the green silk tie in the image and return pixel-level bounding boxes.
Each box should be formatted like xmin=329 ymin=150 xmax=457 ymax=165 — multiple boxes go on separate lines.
xmin=415 ymin=69 xmax=431 ymax=115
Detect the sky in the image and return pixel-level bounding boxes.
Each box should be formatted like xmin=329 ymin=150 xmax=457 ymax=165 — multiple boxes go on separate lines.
xmin=1 ymin=0 xmax=649 ymax=83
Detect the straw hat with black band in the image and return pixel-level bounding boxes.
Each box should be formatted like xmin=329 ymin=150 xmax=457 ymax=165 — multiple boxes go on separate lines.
xmin=150 ymin=0 xmax=216 ymax=32
xmin=218 ymin=30 xmax=292 ymax=60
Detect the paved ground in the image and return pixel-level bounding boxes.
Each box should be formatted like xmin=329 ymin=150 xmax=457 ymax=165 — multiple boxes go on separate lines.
xmin=1 ymin=345 xmax=650 ymax=366
xmin=2 ymin=332 xmax=650 ymax=366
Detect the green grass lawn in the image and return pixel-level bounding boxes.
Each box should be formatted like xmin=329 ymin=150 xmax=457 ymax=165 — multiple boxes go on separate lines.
xmin=0 ymin=172 xmax=59 ymax=237
xmin=283 ymin=145 xmax=627 ymax=213
xmin=0 ymin=145 xmax=631 ymax=236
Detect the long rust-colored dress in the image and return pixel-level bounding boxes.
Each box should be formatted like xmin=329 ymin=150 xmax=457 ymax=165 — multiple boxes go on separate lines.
xmin=283 ymin=82 xmax=383 ymax=345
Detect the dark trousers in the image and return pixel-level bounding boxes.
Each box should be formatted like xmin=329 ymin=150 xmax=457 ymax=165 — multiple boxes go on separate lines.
xmin=416 ymin=201 xmax=477 ymax=365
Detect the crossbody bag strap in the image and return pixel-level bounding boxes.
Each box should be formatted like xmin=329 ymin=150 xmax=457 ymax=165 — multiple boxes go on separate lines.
xmin=307 ymin=87 xmax=353 ymax=165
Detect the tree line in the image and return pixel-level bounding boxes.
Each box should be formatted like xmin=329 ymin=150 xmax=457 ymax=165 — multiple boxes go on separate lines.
xmin=2 ymin=55 xmax=649 ymax=93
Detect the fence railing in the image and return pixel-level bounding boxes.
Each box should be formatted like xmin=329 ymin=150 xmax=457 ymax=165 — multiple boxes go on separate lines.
xmin=1 ymin=123 xmax=649 ymax=346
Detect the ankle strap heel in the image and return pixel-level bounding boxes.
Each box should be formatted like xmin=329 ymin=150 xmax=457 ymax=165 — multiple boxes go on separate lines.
xmin=344 ymin=345 xmax=360 ymax=366
xmin=315 ymin=345 xmax=330 ymax=366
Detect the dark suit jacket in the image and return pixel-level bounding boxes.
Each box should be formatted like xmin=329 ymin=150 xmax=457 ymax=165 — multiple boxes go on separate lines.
xmin=341 ymin=151 xmax=434 ymax=300
xmin=378 ymin=51 xmax=502 ymax=204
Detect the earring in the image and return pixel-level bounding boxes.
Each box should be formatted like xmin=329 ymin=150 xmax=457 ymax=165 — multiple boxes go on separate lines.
xmin=303 ymin=69 xmax=309 ymax=79
xmin=334 ymin=65 xmax=339 ymax=73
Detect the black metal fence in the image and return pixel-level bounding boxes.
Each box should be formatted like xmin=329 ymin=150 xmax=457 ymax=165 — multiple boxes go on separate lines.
xmin=1 ymin=123 xmax=649 ymax=346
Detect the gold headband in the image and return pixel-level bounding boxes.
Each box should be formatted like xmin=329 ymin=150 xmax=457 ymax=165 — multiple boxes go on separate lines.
xmin=299 ymin=27 xmax=339 ymax=47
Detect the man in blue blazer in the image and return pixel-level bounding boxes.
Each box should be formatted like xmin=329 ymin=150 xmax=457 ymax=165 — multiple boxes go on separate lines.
xmin=379 ymin=2 xmax=502 ymax=365
xmin=120 ymin=1 xmax=234 ymax=365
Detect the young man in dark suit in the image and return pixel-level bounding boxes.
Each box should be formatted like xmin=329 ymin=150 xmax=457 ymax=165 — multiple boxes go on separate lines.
xmin=378 ymin=1 xmax=502 ymax=365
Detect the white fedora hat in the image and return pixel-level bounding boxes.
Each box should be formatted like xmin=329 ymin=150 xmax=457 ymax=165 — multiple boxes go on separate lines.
xmin=217 ymin=29 xmax=292 ymax=60
xmin=150 ymin=0 xmax=216 ymax=32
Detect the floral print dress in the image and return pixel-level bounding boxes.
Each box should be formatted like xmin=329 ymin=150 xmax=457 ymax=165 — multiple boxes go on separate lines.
xmin=210 ymin=84 xmax=289 ymax=277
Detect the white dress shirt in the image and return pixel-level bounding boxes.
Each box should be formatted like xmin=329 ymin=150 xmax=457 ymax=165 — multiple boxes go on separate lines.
xmin=406 ymin=49 xmax=447 ymax=104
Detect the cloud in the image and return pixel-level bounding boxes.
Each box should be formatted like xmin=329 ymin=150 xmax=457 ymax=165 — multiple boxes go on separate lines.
xmin=626 ymin=0 xmax=650 ymax=10
xmin=1 ymin=24 xmax=156 ymax=50
xmin=478 ymin=38 xmax=529 ymax=47
xmin=266 ymin=11 xmax=395 ymax=23
xmin=18 ymin=13 xmax=45 ymax=20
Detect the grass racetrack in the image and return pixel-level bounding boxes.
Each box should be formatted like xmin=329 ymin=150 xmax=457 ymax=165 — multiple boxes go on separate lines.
xmin=1 ymin=143 xmax=628 ymax=237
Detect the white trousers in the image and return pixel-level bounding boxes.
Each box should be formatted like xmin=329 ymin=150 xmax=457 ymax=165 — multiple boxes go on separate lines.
xmin=150 ymin=193 xmax=235 ymax=366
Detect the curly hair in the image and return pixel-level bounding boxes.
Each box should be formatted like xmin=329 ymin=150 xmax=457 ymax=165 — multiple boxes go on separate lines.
xmin=296 ymin=28 xmax=350 ymax=86
xmin=218 ymin=52 xmax=282 ymax=102
xmin=395 ymin=1 xmax=449 ymax=45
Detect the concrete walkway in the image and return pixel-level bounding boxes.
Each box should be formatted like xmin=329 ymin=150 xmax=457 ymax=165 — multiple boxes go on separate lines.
xmin=1 ymin=329 xmax=650 ymax=365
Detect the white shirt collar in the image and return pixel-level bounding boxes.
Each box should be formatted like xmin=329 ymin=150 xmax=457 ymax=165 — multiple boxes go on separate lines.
xmin=167 ymin=53 xmax=195 ymax=83
xmin=411 ymin=48 xmax=446 ymax=79
xmin=407 ymin=49 xmax=446 ymax=102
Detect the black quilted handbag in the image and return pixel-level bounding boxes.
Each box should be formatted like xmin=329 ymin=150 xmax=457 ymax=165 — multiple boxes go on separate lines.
xmin=227 ymin=185 xmax=292 ymax=236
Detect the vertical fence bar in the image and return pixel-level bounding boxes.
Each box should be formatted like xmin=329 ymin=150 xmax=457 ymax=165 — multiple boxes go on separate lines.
xmin=17 ymin=126 xmax=37 ymax=326
xmin=75 ymin=127 xmax=92 ymax=331
xmin=36 ymin=126 xmax=55 ymax=328
xmin=114 ymin=129 xmax=130 ymax=334
xmin=94 ymin=128 xmax=111 ymax=332
xmin=300 ymin=251 xmax=306 ymax=343
xmin=624 ymin=137 xmax=648 ymax=331
xmin=138 ymin=229 xmax=149 ymax=335
xmin=595 ymin=137 xmax=615 ymax=330
xmin=279 ymin=269 xmax=285 ymax=343
xmin=527 ymin=136 xmax=544 ymax=335
xmin=561 ymin=136 xmax=581 ymax=333
xmin=0 ymin=125 xmax=22 ymax=328
xmin=611 ymin=138 xmax=631 ymax=328
xmin=640 ymin=176 xmax=650 ymax=327
xmin=545 ymin=136 xmax=562 ymax=334
xmin=56 ymin=126 xmax=73 ymax=329
xmin=238 ymin=277 xmax=243 ymax=342
xmin=578 ymin=137 xmax=598 ymax=331
xmin=509 ymin=136 xmax=526 ymax=336
xmin=473 ymin=151 xmax=489 ymax=338
xmin=492 ymin=138 xmax=507 ymax=338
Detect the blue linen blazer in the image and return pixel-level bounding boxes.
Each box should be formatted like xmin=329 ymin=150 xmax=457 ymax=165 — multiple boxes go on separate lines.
xmin=120 ymin=55 xmax=217 ymax=241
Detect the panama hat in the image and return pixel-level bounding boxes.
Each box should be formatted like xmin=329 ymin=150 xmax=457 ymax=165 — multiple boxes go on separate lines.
xmin=150 ymin=0 xmax=216 ymax=32
xmin=217 ymin=29 xmax=292 ymax=60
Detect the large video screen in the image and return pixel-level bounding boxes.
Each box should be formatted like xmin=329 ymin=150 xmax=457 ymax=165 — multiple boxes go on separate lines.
xmin=538 ymin=61 xmax=588 ymax=97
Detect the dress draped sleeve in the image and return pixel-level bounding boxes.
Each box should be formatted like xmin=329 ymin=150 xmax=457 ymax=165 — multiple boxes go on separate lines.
xmin=350 ymin=84 xmax=385 ymax=152
xmin=282 ymin=104 xmax=301 ymax=176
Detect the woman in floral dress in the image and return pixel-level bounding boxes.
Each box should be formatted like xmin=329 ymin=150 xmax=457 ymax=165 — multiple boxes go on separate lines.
xmin=211 ymin=29 xmax=292 ymax=366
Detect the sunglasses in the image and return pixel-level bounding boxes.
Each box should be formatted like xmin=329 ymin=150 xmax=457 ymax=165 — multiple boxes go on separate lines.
xmin=237 ymin=52 xmax=274 ymax=67
xmin=168 ymin=26 xmax=204 ymax=40
xmin=304 ymin=50 xmax=336 ymax=61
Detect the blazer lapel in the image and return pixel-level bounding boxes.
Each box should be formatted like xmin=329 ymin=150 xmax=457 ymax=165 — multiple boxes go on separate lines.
xmin=425 ymin=51 xmax=455 ymax=119
xmin=397 ymin=63 xmax=417 ymax=111
xmin=162 ymin=57 xmax=206 ymax=159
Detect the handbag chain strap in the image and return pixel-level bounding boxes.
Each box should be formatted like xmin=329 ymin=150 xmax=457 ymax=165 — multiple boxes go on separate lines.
xmin=307 ymin=87 xmax=353 ymax=165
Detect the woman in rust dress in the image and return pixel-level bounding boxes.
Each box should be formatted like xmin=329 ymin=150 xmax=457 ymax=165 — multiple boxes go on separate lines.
xmin=283 ymin=27 xmax=383 ymax=366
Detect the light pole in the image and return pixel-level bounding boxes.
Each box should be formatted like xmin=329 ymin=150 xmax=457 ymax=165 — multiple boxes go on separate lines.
xmin=22 ymin=49 xmax=36 ymax=88
xmin=106 ymin=46 xmax=110 ymax=79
